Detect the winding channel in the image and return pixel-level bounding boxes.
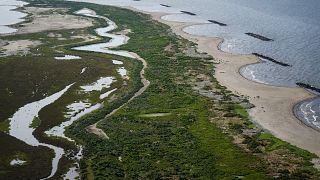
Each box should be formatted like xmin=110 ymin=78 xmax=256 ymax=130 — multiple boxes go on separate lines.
xmin=8 ymin=8 xmax=149 ymax=179
xmin=9 ymin=83 xmax=73 ymax=179
xmin=73 ymin=8 xmax=135 ymax=58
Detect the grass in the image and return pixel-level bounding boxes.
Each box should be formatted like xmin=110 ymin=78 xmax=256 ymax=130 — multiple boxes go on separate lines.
xmin=29 ymin=117 xmax=41 ymax=129
xmin=57 ymin=1 xmax=270 ymax=178
xmin=0 ymin=1 xmax=141 ymax=178
xmin=1 ymin=0 xmax=319 ymax=179
xmin=234 ymin=104 xmax=249 ymax=118
xmin=10 ymin=152 xmax=29 ymax=165
xmin=258 ymin=133 xmax=317 ymax=160
xmin=0 ymin=119 xmax=10 ymax=133
xmin=0 ymin=132 xmax=53 ymax=180
xmin=190 ymin=100 xmax=267 ymax=179
xmin=56 ymin=1 xmax=318 ymax=179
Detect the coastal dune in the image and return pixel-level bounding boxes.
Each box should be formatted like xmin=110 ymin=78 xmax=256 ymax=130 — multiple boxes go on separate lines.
xmin=121 ymin=8 xmax=320 ymax=156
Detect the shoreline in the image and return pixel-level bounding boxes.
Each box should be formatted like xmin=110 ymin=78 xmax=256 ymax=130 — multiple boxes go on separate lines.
xmin=2 ymin=0 xmax=319 ymax=177
xmin=121 ymin=7 xmax=320 ymax=156
xmin=293 ymin=97 xmax=320 ymax=133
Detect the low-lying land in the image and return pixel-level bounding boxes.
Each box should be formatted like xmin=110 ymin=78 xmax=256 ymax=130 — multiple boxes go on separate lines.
xmin=12 ymin=7 xmax=94 ymax=35
xmin=0 ymin=2 xmax=139 ymax=179
xmin=0 ymin=0 xmax=319 ymax=179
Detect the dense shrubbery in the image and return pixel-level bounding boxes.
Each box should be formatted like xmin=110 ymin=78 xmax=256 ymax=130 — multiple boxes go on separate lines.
xmin=4 ymin=0 xmax=318 ymax=179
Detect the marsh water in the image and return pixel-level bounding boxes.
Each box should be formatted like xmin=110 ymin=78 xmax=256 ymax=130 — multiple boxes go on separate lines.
xmin=69 ymin=0 xmax=320 ymax=130
xmin=1 ymin=4 xmax=134 ymax=178
xmin=73 ymin=8 xmax=135 ymax=58
xmin=1 ymin=1 xmax=320 ymax=178
xmin=9 ymin=83 xmax=73 ymax=179
xmin=0 ymin=0 xmax=27 ymax=33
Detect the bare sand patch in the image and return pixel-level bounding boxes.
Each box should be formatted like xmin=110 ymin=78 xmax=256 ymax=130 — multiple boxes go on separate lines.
xmin=139 ymin=113 xmax=171 ymax=117
xmin=0 ymin=39 xmax=41 ymax=56
xmin=71 ymin=34 xmax=99 ymax=42
xmin=312 ymin=158 xmax=320 ymax=170
xmin=16 ymin=15 xmax=94 ymax=34
xmin=47 ymin=32 xmax=62 ymax=38
xmin=47 ymin=32 xmax=68 ymax=40
xmin=115 ymin=29 xmax=132 ymax=36
xmin=11 ymin=7 xmax=94 ymax=35
xmin=23 ymin=7 xmax=66 ymax=14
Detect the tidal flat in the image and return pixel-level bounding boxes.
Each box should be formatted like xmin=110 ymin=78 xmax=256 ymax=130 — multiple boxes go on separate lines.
xmin=0 ymin=0 xmax=319 ymax=179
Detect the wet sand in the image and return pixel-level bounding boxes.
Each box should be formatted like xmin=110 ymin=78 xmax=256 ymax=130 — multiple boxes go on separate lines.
xmin=121 ymin=7 xmax=320 ymax=156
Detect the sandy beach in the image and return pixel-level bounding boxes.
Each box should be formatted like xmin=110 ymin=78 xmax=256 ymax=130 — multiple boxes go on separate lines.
xmin=120 ymin=7 xmax=320 ymax=157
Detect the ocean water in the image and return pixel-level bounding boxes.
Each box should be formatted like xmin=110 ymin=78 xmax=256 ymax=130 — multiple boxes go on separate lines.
xmin=69 ymin=0 xmax=320 ymax=130
xmin=295 ymin=98 xmax=320 ymax=131
xmin=0 ymin=0 xmax=27 ymax=34
xmin=68 ymin=0 xmax=320 ymax=86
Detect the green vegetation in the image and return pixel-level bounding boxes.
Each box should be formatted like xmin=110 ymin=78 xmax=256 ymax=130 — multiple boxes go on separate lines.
xmin=0 ymin=119 xmax=9 ymax=133
xmin=234 ymin=104 xmax=249 ymax=118
xmin=0 ymin=0 xmax=318 ymax=179
xmin=44 ymin=1 xmax=317 ymax=179
xmin=29 ymin=117 xmax=41 ymax=129
xmin=10 ymin=152 xmax=29 ymax=165
xmin=190 ymin=100 xmax=266 ymax=179
xmin=0 ymin=132 xmax=53 ymax=179
xmin=0 ymin=0 xmax=140 ymax=178
xmin=258 ymin=133 xmax=317 ymax=160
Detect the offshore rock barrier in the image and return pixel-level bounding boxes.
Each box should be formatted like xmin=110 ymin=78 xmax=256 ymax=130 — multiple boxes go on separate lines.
xmin=245 ymin=32 xmax=273 ymax=41
xmin=160 ymin=4 xmax=171 ymax=7
xmin=180 ymin=11 xmax=196 ymax=16
xmin=296 ymin=83 xmax=320 ymax=93
xmin=252 ymin=53 xmax=291 ymax=67
xmin=208 ymin=20 xmax=227 ymax=26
